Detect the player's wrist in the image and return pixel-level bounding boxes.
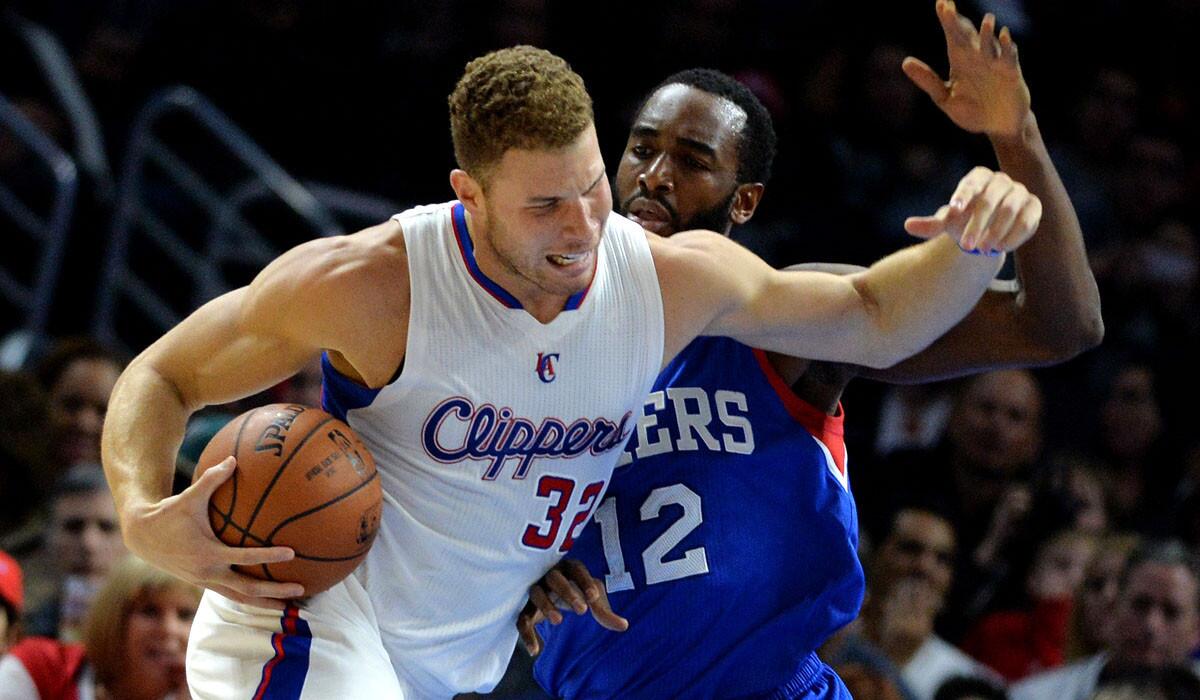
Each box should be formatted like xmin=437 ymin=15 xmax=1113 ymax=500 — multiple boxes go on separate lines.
xmin=989 ymin=112 xmax=1040 ymax=154
xmin=951 ymin=234 xmax=1003 ymax=258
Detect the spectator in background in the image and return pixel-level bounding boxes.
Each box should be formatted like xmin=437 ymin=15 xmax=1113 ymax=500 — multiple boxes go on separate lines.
xmin=1065 ymin=534 xmax=1141 ymax=662
xmin=841 ymin=505 xmax=1001 ymax=700
xmin=0 ymin=551 xmax=23 ymax=656
xmin=33 ymin=337 xmax=124 ymax=471
xmin=1080 ymin=358 xmax=1178 ymax=533
xmin=0 ymin=556 xmax=198 ymax=700
xmin=963 ymin=529 xmax=1097 ymax=681
xmin=21 ymin=464 xmax=127 ymax=642
xmin=866 ymin=369 xmax=1044 ymax=637
xmin=1012 ymin=539 xmax=1200 ymax=700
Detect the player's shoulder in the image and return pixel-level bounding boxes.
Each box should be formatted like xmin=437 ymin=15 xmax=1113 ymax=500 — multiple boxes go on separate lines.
xmin=264 ymin=220 xmax=407 ymax=292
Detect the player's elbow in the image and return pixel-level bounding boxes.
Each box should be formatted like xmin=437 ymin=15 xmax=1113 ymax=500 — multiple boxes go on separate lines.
xmin=1050 ymin=309 xmax=1106 ymax=361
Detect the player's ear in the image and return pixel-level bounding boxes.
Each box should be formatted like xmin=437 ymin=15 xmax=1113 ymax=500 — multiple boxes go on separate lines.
xmin=450 ymin=169 xmax=486 ymax=215
xmin=730 ymin=183 xmax=764 ymax=225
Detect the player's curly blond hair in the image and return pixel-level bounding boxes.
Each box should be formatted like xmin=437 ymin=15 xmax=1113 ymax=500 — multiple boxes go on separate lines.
xmin=449 ymin=46 xmax=593 ymax=185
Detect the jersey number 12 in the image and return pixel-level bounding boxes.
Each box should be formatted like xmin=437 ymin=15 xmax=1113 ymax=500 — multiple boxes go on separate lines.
xmin=593 ymin=483 xmax=709 ymax=592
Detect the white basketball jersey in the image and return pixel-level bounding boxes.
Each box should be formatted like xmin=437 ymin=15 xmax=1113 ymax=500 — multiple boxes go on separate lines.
xmin=322 ymin=201 xmax=664 ymax=696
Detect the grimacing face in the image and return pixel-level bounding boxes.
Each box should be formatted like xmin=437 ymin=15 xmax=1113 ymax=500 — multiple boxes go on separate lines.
xmin=455 ymin=124 xmax=611 ymax=306
xmin=616 ymin=83 xmax=747 ymax=237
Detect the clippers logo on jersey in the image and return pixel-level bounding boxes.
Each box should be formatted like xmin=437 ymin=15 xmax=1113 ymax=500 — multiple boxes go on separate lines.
xmin=422 ymin=397 xmax=635 ymax=480
xmin=536 ymin=352 xmax=560 ymax=383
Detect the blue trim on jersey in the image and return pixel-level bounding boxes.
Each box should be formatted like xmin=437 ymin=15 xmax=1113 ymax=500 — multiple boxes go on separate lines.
xmin=563 ymin=287 xmax=588 ymax=310
xmin=320 ymin=352 xmax=381 ymax=422
xmin=255 ymin=604 xmax=312 ymax=700
xmin=450 ymin=202 xmax=593 ymax=311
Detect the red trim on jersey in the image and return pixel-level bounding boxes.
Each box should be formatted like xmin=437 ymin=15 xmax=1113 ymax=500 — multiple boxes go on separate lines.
xmin=752 ymin=348 xmax=847 ymax=476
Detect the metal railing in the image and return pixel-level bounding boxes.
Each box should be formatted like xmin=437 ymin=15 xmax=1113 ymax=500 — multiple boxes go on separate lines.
xmin=93 ymin=85 xmax=347 ymax=353
xmin=0 ymin=91 xmax=78 ymax=369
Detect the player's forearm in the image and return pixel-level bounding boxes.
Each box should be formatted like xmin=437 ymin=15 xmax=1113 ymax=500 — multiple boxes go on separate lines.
xmin=101 ymin=360 xmax=193 ymax=527
xmin=854 ymin=234 xmax=1004 ymax=367
xmin=990 ymin=113 xmax=1104 ymax=354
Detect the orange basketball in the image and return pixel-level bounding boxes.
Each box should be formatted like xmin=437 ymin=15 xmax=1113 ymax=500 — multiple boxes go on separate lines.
xmin=193 ymin=403 xmax=382 ymax=596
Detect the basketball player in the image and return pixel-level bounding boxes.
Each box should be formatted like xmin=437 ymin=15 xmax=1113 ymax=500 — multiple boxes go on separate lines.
xmin=101 ymin=46 xmax=1043 ymax=698
xmin=525 ymin=3 xmax=1101 ymax=698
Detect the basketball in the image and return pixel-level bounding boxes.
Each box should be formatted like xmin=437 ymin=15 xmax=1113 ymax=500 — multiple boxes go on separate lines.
xmin=192 ymin=403 xmax=383 ymax=596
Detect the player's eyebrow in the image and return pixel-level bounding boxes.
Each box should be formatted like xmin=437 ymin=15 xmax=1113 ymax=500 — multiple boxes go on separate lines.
xmin=631 ymin=124 xmax=659 ymax=139
xmin=527 ymin=170 xmax=606 ymax=206
xmin=631 ymin=124 xmax=717 ymax=159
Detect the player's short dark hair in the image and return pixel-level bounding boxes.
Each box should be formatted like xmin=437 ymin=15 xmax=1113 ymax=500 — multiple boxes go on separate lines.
xmin=641 ymin=68 xmax=777 ymax=186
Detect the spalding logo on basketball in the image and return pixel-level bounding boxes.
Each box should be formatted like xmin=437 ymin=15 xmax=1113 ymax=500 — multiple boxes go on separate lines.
xmin=193 ymin=404 xmax=383 ymax=596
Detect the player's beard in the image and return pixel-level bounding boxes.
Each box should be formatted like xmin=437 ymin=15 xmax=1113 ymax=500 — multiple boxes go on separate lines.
xmin=680 ymin=190 xmax=738 ymax=236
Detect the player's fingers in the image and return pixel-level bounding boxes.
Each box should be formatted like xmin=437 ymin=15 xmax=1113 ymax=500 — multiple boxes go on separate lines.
xmin=957 ymin=170 xmax=1009 ymax=249
xmin=903 ymin=208 xmax=950 ymax=239
xmin=960 ymin=174 xmax=1008 ymax=250
xmin=974 ymin=187 xmax=1023 ymax=254
xmin=190 ymin=457 xmax=236 ymax=499
xmin=998 ymin=26 xmax=1019 ymax=66
xmin=936 ymin=0 xmax=971 ymax=45
xmin=901 ymin=57 xmax=948 ymax=104
xmin=213 ymin=569 xmax=304 ymax=600
xmin=979 ymin=13 xmax=1000 ymax=57
xmin=517 ymin=602 xmax=546 ymax=656
xmin=208 ymin=583 xmax=288 ymax=611
xmin=995 ymin=195 xmax=1043 ymax=251
xmin=545 ymin=569 xmax=588 ymax=614
xmin=587 ymin=587 xmax=629 ymax=632
xmin=220 ymin=543 xmax=297 ymax=568
xmin=561 ymin=559 xmax=604 ymax=604
xmin=529 ymin=584 xmax=563 ymax=625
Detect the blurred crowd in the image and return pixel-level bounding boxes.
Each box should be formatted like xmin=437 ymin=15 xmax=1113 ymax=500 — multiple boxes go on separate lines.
xmin=2 ymin=0 xmax=1200 ymax=699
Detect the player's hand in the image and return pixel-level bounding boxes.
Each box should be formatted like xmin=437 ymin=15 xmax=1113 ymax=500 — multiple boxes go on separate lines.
xmin=904 ymin=166 xmax=1042 ymax=255
xmin=516 ymin=559 xmax=628 ymax=656
xmin=902 ymin=0 xmax=1031 ymax=140
xmin=122 ymin=456 xmax=304 ymax=610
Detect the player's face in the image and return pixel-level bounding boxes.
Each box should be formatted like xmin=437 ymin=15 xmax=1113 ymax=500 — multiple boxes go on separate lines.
xmin=118 ymin=587 xmax=195 ymax=698
xmin=617 ymin=84 xmax=745 ymax=236
xmin=475 ymin=125 xmax=611 ymax=302
xmin=1111 ymin=562 xmax=1200 ymax=667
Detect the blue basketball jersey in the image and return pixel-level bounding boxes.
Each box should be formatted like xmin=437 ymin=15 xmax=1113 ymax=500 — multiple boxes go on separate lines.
xmin=534 ymin=336 xmax=865 ymax=699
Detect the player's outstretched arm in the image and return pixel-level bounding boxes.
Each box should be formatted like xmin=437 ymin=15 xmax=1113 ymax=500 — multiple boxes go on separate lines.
xmin=658 ymin=167 xmax=1040 ymax=369
xmin=516 ymin=559 xmax=628 ymax=656
xmin=101 ymin=223 xmax=408 ymax=607
xmin=874 ymin=0 xmax=1102 ymax=382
